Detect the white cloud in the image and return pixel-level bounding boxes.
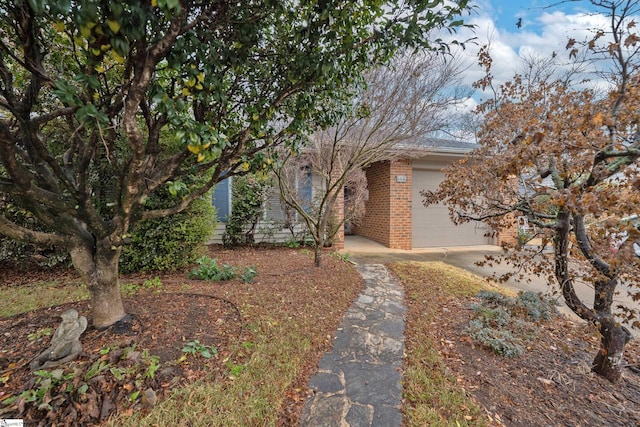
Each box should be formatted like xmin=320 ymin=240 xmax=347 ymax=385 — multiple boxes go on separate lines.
xmin=442 ymin=2 xmax=620 ymax=107
xmin=426 ymin=0 xmax=638 ymax=141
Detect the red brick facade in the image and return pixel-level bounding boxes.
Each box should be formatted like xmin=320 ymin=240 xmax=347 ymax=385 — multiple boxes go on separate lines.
xmin=353 ymin=159 xmax=413 ymax=249
xmin=495 ymin=213 xmax=526 ymax=248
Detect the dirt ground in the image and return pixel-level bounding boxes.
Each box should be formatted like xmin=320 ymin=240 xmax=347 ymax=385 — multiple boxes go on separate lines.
xmin=1 ymin=247 xmax=639 ymax=426
xmin=427 ymin=296 xmax=640 ymax=427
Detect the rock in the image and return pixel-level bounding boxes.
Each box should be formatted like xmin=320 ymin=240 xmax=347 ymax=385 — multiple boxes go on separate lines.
xmin=142 ymin=388 xmax=157 ymax=407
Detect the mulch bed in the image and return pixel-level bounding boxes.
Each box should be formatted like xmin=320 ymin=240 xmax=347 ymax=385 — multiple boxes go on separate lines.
xmin=0 ymin=292 xmax=242 ymax=425
xmin=0 ymin=246 xmax=362 ymax=426
xmin=2 ymin=247 xmax=640 ymax=426
xmin=430 ymin=296 xmax=640 ymax=427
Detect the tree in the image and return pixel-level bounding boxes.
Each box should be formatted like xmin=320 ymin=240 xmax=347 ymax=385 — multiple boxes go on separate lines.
xmin=425 ymin=0 xmax=640 ymax=381
xmin=276 ymin=51 xmax=471 ymax=267
xmin=0 ymin=0 xmax=471 ymax=328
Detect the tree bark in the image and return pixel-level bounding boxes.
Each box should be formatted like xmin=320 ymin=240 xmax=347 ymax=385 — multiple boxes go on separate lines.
xmin=314 ymin=235 xmax=323 ymax=268
xmin=592 ymin=317 xmax=632 ymax=382
xmin=69 ymin=240 xmax=127 ymax=329
xmin=553 ymin=213 xmax=633 ymax=382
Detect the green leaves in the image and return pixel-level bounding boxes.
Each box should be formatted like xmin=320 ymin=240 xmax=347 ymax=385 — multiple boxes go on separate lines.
xmin=182 ymin=340 xmax=218 ymax=359
xmin=75 ymin=104 xmax=109 ymax=127
xmin=27 ymin=0 xmax=45 ymax=14
xmin=156 ymin=0 xmax=181 ymax=12
xmin=166 ymin=181 xmax=188 ymax=197
xmin=53 ymin=80 xmax=79 ymax=106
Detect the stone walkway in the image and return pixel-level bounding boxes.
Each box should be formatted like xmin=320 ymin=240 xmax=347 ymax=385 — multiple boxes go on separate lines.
xmin=299 ymin=264 xmax=406 ymax=427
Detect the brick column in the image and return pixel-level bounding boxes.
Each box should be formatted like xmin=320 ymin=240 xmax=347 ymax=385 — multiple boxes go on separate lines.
xmin=388 ymin=159 xmax=412 ymax=250
xmin=353 ymin=162 xmax=391 ymax=246
xmin=353 ymin=159 xmax=412 ymax=249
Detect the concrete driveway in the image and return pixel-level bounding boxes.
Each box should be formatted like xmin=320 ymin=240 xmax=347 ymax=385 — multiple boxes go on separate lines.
xmin=343 ymin=236 xmax=640 ymax=336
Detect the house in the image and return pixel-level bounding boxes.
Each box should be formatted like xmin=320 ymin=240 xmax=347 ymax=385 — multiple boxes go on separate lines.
xmin=210 ymin=170 xmax=317 ymax=245
xmin=352 ymin=138 xmax=495 ymax=250
xmin=211 ymin=138 xmax=498 ymax=249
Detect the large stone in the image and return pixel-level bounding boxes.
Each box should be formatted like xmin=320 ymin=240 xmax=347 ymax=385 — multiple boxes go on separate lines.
xmin=308 ymin=371 xmax=344 ymax=394
xmin=300 ymin=394 xmax=346 ymax=427
xmin=343 ymin=362 xmax=402 ymax=406
xmin=346 ymin=403 xmax=374 ymax=427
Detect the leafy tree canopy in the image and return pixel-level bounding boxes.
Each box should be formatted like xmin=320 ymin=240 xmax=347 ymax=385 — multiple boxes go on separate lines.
xmin=0 ymin=0 xmax=472 ymax=327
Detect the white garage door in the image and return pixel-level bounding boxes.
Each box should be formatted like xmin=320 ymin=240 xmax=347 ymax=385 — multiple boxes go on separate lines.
xmin=412 ymin=168 xmax=490 ymax=247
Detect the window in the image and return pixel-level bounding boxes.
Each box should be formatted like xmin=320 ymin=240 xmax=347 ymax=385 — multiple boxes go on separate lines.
xmin=212 ymin=177 xmax=232 ymax=222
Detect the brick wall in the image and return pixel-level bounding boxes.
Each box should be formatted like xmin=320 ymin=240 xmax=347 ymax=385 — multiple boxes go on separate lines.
xmin=353 ymin=161 xmax=390 ymax=246
xmin=353 ymin=160 xmax=412 ymax=249
xmin=497 ymin=214 xmax=522 ymax=248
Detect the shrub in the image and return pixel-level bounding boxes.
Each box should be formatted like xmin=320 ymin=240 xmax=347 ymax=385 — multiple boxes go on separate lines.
xmin=188 ymin=256 xmax=237 ymax=281
xmin=0 ymin=197 xmax=70 ymax=269
xmin=240 ymin=266 xmax=258 ymax=283
xmin=120 ymin=194 xmax=216 ymax=273
xmin=467 ymin=290 xmax=558 ymax=358
xmin=476 ymin=290 xmax=513 ymax=307
xmin=471 ymin=304 xmax=511 ymax=328
xmin=466 ymin=320 xmax=524 ymax=358
xmin=188 ymin=256 xmax=258 ymax=283
xmin=223 ymin=174 xmax=271 ymax=247
xmin=514 ymin=291 xmax=558 ymax=322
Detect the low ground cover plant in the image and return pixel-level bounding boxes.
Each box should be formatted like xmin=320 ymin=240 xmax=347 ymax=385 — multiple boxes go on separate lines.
xmin=188 ymin=256 xmax=257 ymax=283
xmin=467 ymin=290 xmax=559 ymax=357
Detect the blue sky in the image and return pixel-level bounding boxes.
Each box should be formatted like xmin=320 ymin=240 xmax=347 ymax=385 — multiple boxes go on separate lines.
xmin=446 ymin=0 xmax=613 ymax=111
xmin=489 ymin=0 xmax=598 ymax=34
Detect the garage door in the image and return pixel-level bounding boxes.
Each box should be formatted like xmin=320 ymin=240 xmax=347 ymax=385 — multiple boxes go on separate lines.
xmin=412 ymin=168 xmax=490 ymax=247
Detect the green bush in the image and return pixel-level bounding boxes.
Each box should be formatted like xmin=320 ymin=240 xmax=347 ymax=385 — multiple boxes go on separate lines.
xmin=120 ymin=194 xmax=216 ymax=273
xmin=188 ymin=256 xmax=258 ymax=283
xmin=240 ymin=266 xmax=258 ymax=283
xmin=471 ymin=305 xmax=511 ymax=328
xmin=476 ymin=290 xmax=558 ymax=322
xmin=514 ymin=291 xmax=558 ymax=322
xmin=223 ymin=174 xmax=271 ymax=247
xmin=188 ymin=256 xmax=237 ymax=281
xmin=476 ymin=290 xmax=512 ymax=306
xmin=0 ymin=197 xmax=70 ymax=269
xmin=2 ymin=188 xmax=216 ymax=273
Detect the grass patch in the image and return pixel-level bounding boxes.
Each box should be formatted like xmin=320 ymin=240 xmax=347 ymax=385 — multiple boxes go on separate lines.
xmin=112 ymin=319 xmax=311 ymax=426
xmin=0 ymin=280 xmax=89 ymax=317
xmin=389 ymin=261 xmax=499 ymax=427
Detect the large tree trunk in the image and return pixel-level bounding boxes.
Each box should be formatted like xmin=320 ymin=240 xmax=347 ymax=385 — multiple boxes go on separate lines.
xmin=70 ymin=240 xmax=127 ymax=329
xmin=554 ymin=214 xmax=633 ymax=382
xmin=592 ymin=317 xmax=633 ymax=382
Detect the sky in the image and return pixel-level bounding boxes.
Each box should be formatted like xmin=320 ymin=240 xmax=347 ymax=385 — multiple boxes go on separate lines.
xmin=449 ymin=0 xmax=612 ymax=110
